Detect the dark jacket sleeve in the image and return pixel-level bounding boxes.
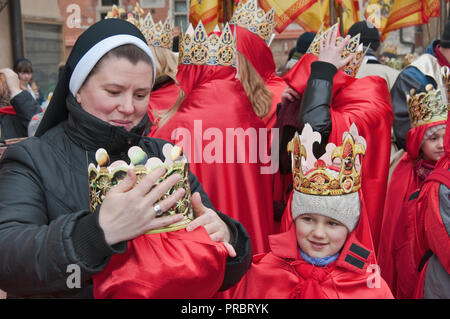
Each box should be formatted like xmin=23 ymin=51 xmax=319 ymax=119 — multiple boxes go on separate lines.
xmin=10 ymin=90 xmax=42 ymax=126
xmin=188 ymin=170 xmax=252 ymax=291
xmin=299 ymin=61 xmax=336 ymax=158
xmin=0 ymin=143 xmax=122 ymax=297
xmin=390 ymin=66 xmax=436 ymax=150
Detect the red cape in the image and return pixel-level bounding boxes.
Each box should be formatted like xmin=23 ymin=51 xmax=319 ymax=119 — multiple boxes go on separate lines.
xmin=377 ymin=121 xmax=444 ymax=298
xmin=283 ymin=54 xmax=393 ymax=253
xmin=150 ymin=64 xmax=274 ymax=253
xmin=93 ymin=227 xmax=228 ymax=299
xmin=233 ymin=25 xmax=287 ymax=131
xmin=410 ymin=115 xmax=450 ymax=298
xmin=223 ymin=192 xmax=393 ymax=299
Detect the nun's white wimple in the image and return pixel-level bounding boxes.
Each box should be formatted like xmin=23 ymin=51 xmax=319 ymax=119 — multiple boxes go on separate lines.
xmin=69 ymin=34 xmax=156 ymax=96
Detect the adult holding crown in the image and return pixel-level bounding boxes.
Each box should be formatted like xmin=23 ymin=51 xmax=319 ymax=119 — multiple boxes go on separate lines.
xmin=0 ymin=18 xmax=252 ymax=298
xmin=277 ymin=24 xmax=393 ymax=253
xmin=150 ymin=20 xmax=275 ymax=254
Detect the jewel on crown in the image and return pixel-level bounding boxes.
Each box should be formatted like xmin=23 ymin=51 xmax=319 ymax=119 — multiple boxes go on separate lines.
xmin=104 ymin=2 xmax=173 ymax=50
xmin=287 ymin=123 xmax=366 ymax=196
xmin=306 ymin=23 xmax=368 ymax=77
xmin=179 ymin=21 xmax=236 ymax=67
xmin=229 ymin=0 xmax=275 ymax=44
xmin=406 ymin=83 xmax=448 ymax=129
xmin=88 ymin=144 xmax=194 ymax=233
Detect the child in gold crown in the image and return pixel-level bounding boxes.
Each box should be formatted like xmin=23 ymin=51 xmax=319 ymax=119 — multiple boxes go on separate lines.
xmin=378 ymin=73 xmax=448 ymax=299
xmin=225 ymin=124 xmax=393 ymax=299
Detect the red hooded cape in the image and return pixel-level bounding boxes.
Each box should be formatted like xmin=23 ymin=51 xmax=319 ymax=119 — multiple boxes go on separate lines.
xmin=410 ymin=115 xmax=450 ymax=298
xmin=147 ymin=79 xmax=180 ymax=136
xmin=282 ymin=54 xmax=393 ymax=252
xmin=224 ymin=192 xmax=393 ymax=299
xmin=377 ymin=121 xmax=445 ymax=298
xmin=233 ymin=25 xmax=287 ymax=131
xmin=150 ymin=63 xmax=274 ymax=253
xmin=93 ymin=227 xmax=228 ymax=298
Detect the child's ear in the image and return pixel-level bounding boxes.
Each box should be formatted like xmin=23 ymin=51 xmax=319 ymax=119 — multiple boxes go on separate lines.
xmin=75 ymin=92 xmax=82 ymax=104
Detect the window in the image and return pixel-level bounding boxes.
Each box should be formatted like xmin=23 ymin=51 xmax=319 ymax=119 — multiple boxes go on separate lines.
xmin=173 ymin=0 xmax=189 ymax=32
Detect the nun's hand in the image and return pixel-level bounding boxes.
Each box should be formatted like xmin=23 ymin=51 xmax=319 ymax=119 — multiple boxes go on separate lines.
xmin=98 ymin=167 xmax=185 ymax=246
xmin=186 ymin=192 xmax=237 ymax=258
xmin=0 ymin=68 xmax=21 ymax=98
xmin=318 ymin=26 xmax=355 ymax=70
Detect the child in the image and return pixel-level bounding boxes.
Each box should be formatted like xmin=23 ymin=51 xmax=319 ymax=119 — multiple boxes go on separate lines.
xmin=377 ymin=83 xmax=447 ymax=299
xmin=228 ymin=124 xmax=393 ymax=299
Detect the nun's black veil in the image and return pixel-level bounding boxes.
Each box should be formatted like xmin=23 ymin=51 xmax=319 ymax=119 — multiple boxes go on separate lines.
xmin=35 ymin=19 xmax=150 ymax=137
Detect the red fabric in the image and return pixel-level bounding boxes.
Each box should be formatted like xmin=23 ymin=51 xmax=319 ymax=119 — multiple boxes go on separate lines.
xmin=93 ymin=227 xmax=228 ymax=299
xmin=222 ymin=192 xmax=393 ymax=299
xmin=147 ymin=80 xmax=180 ymax=136
xmin=233 ymin=25 xmax=287 ymax=131
xmin=150 ymin=64 xmax=274 ymax=253
xmin=435 ymin=45 xmax=450 ymax=68
xmin=0 ymin=106 xmax=16 ymax=115
xmin=283 ymin=53 xmax=394 ymax=253
xmin=377 ymin=121 xmax=444 ymax=298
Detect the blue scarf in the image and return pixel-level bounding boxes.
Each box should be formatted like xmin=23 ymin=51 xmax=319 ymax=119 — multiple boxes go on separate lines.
xmin=300 ymin=249 xmax=339 ymax=267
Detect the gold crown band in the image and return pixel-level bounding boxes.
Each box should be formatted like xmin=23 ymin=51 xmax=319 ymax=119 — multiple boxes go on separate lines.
xmin=407 ymin=84 xmax=448 ymax=128
xmin=230 ymin=0 xmax=275 ymax=44
xmin=287 ymin=124 xmax=365 ymax=196
xmin=179 ymin=22 xmax=236 ymax=67
xmin=306 ymin=23 xmax=367 ymax=77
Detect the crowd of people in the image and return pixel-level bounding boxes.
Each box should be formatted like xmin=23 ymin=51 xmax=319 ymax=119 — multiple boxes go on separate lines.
xmin=0 ymin=0 xmax=448 ymax=299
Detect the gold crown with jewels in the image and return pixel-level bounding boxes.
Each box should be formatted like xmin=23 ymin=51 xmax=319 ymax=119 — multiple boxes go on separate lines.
xmin=406 ymin=84 xmax=448 ymax=129
xmin=179 ymin=21 xmax=236 ymax=67
xmin=88 ymin=144 xmax=194 ymax=234
xmin=287 ymin=123 xmax=366 ymax=196
xmin=229 ymin=0 xmax=275 ymax=44
xmin=105 ymin=2 xmax=173 ymax=50
xmin=306 ymin=23 xmax=368 ymax=77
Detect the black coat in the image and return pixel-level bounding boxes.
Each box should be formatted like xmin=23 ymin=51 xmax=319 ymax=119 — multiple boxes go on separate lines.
xmin=0 ymin=91 xmax=42 ymax=140
xmin=0 ymin=95 xmax=252 ymax=298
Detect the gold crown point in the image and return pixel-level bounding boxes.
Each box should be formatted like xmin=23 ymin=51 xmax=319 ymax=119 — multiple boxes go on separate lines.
xmin=407 ymin=85 xmax=448 ymax=128
xmin=288 ymin=123 xmax=366 ymax=196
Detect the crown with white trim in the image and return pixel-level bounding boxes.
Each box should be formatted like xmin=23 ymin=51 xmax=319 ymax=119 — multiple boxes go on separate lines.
xmin=88 ymin=144 xmax=194 ymax=234
xmin=287 ymin=123 xmax=366 ymax=196
xmin=306 ymin=23 xmax=368 ymax=77
xmin=179 ymin=22 xmax=236 ymax=67
xmin=229 ymin=0 xmax=275 ymax=44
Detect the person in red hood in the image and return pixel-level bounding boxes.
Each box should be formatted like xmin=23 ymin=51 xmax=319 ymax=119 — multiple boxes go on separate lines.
xmin=226 ymin=123 xmax=393 ymax=299
xmin=276 ymin=24 xmax=393 ymax=253
xmin=377 ymin=82 xmax=447 ymax=299
xmin=150 ymin=21 xmax=274 ymax=254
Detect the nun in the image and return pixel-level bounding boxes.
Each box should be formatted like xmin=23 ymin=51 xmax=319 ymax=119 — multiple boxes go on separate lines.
xmin=0 ymin=18 xmax=251 ymax=298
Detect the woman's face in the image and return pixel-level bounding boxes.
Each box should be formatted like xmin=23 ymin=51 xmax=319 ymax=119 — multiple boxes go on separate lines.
xmin=295 ymin=213 xmax=349 ymax=258
xmin=76 ymin=56 xmax=153 ymax=131
xmin=421 ymin=127 xmax=445 ymax=162
xmin=18 ymin=72 xmax=32 ymax=84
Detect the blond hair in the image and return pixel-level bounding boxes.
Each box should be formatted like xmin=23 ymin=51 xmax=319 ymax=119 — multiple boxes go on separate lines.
xmin=149 ymin=45 xmax=178 ymax=83
xmin=237 ymin=52 xmax=271 ymax=118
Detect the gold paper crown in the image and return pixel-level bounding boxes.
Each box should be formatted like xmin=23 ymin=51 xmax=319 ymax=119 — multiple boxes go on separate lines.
xmin=406 ymin=84 xmax=448 ymax=128
xmin=229 ymin=0 xmax=275 ymax=44
xmin=105 ymin=2 xmax=173 ymax=50
xmin=287 ymin=123 xmax=366 ymax=196
xmin=179 ymin=21 xmax=236 ymax=67
xmin=306 ymin=23 xmax=368 ymax=77
xmin=88 ymin=144 xmax=194 ymax=234
xmin=383 ymin=42 xmax=398 ymax=55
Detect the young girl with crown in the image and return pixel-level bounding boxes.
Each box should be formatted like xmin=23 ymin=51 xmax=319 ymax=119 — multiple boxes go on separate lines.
xmin=276 ymin=24 xmax=393 ymax=253
xmin=226 ymin=124 xmax=393 ymax=299
xmin=377 ymin=67 xmax=448 ymax=299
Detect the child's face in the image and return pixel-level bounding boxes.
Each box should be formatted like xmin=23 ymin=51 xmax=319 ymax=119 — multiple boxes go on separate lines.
xmin=421 ymin=127 xmax=445 ymax=162
xmin=295 ymin=213 xmax=349 ymax=258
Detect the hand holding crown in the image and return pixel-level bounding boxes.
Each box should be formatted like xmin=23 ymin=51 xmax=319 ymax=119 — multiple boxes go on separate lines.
xmin=318 ymin=25 xmax=355 ymax=70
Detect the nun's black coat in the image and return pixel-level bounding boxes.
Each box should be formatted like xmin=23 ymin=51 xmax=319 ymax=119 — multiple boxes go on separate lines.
xmin=0 ymin=95 xmax=252 ymax=298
